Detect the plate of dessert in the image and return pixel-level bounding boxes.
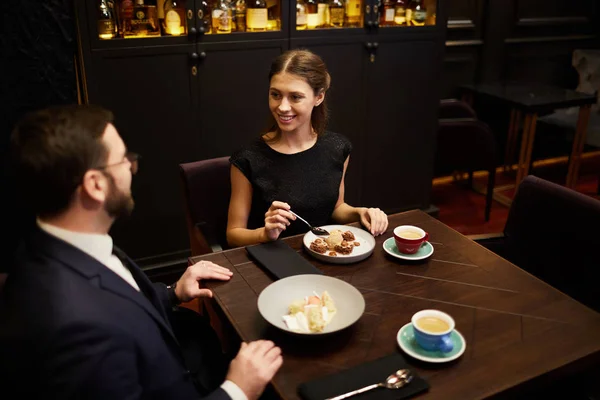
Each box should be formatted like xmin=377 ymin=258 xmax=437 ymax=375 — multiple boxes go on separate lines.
xmin=303 ymin=225 xmax=376 ymax=264
xmin=257 ymin=274 xmax=365 ymax=335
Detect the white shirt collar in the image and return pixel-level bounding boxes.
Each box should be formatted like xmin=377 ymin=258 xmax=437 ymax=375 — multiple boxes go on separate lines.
xmin=36 ymin=218 xmax=114 ymax=267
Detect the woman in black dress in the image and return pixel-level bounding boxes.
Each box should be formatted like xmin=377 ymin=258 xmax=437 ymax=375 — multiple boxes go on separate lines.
xmin=227 ymin=49 xmax=388 ymax=247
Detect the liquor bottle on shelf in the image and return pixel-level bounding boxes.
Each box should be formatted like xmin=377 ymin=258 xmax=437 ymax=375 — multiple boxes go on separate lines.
xmin=344 ymin=0 xmax=362 ymax=28
xmin=266 ymin=0 xmax=279 ymax=31
xmin=246 ymin=0 xmax=267 ymax=31
xmin=317 ymin=0 xmax=330 ymax=28
xmin=306 ymin=0 xmax=318 ymax=29
xmin=118 ymin=0 xmax=134 ymax=37
xmin=394 ymin=0 xmax=406 ymax=25
xmin=129 ymin=0 xmax=160 ymax=37
xmin=407 ymin=0 xmax=426 ymax=26
xmin=199 ymin=0 xmax=212 ymax=33
xmin=381 ymin=0 xmax=396 ymax=26
xmin=98 ymin=0 xmax=117 ymax=39
xmin=157 ymin=0 xmax=165 ymax=21
xmin=296 ymin=0 xmax=308 ymax=30
xmin=235 ymin=0 xmax=247 ymax=32
xmin=329 ymin=0 xmax=344 ymax=27
xmin=162 ymin=0 xmax=187 ymax=35
xmin=212 ymin=0 xmax=232 ymax=33
xmin=230 ymin=0 xmax=237 ymax=31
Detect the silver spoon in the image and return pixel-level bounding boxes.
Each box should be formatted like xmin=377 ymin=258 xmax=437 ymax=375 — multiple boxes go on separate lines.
xmin=288 ymin=210 xmax=329 ymax=236
xmin=325 ymin=369 xmax=413 ymax=400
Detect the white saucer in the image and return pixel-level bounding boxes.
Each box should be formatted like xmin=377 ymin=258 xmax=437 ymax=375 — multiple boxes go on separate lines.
xmin=383 ymin=237 xmax=434 ymax=261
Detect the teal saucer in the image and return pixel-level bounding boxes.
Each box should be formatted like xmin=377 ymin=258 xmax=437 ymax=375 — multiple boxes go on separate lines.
xmin=396 ymin=322 xmax=466 ymax=363
xmin=383 ymin=237 xmax=434 ymax=261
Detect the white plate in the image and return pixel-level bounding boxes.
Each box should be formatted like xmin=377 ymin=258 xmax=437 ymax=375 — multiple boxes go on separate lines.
xmin=257 ymin=274 xmax=365 ymax=335
xmin=303 ymin=225 xmax=376 ymax=264
xmin=383 ymin=237 xmax=434 ymax=261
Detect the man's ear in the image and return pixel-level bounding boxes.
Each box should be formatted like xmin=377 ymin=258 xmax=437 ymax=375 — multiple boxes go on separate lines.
xmin=81 ymin=170 xmax=107 ymax=203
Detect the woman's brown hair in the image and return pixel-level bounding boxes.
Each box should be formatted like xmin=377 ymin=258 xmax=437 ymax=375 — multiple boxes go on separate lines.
xmin=266 ymin=49 xmax=331 ymax=138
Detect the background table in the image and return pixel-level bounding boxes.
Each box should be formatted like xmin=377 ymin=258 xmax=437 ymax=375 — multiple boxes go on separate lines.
xmin=461 ymin=83 xmax=596 ymax=204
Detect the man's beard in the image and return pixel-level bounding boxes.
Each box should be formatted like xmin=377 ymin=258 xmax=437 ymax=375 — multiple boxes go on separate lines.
xmin=104 ymin=174 xmax=134 ymax=218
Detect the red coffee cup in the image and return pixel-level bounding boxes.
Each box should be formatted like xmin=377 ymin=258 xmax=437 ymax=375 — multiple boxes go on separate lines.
xmin=393 ymin=225 xmax=429 ymax=254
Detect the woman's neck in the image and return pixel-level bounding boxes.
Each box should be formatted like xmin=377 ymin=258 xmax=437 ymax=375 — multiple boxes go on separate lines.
xmin=265 ymin=126 xmax=318 ymax=154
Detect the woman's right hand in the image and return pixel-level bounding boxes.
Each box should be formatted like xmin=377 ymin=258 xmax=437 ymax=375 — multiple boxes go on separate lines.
xmin=264 ymin=201 xmax=295 ymax=241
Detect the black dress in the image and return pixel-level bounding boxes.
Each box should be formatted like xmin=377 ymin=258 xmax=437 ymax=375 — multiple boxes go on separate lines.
xmin=230 ymin=131 xmax=352 ymax=238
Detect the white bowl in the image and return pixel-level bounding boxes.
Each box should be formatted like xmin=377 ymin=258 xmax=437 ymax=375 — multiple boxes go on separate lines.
xmin=303 ymin=225 xmax=376 ymax=264
xmin=257 ymin=274 xmax=365 ymax=335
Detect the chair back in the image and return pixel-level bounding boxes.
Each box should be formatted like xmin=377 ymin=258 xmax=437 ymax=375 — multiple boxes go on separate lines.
xmin=505 ymin=175 xmax=600 ymax=311
xmin=179 ymin=157 xmax=231 ymax=256
xmin=435 ymin=119 xmax=497 ymax=172
xmin=439 ymin=99 xmax=477 ymax=119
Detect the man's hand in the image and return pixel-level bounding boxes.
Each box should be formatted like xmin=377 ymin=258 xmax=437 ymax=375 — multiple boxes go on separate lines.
xmin=175 ymin=261 xmax=233 ymax=303
xmin=226 ymin=341 xmax=283 ymax=400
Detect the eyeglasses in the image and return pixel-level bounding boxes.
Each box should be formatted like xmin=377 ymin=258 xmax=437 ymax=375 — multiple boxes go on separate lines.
xmin=96 ymin=152 xmax=140 ymax=175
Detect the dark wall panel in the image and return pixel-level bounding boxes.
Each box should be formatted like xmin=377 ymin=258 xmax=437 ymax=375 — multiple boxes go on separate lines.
xmin=1 ymin=0 xmax=78 ymax=271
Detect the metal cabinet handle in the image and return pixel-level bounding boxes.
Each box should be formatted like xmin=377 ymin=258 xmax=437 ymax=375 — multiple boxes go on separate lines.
xmin=373 ymin=42 xmax=379 ymax=49
xmin=189 ymin=27 xmax=197 ymax=35
xmin=365 ymin=42 xmax=373 ymax=49
xmin=199 ymin=51 xmax=207 ymax=59
xmin=191 ymin=52 xmax=199 ymax=60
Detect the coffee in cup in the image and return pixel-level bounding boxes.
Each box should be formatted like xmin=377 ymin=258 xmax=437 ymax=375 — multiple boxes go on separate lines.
xmin=411 ymin=309 xmax=454 ymax=353
xmin=393 ymin=225 xmax=429 ymax=254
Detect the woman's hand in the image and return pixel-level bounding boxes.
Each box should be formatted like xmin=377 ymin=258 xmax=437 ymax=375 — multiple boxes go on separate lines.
xmin=264 ymin=201 xmax=296 ymax=241
xmin=359 ymin=207 xmax=388 ymax=236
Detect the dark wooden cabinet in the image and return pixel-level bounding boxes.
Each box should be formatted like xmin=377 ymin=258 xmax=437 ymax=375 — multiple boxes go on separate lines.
xmin=363 ymin=37 xmax=442 ymax=212
xmin=195 ymin=40 xmax=288 ymax=159
xmin=75 ymin=0 xmax=446 ymax=267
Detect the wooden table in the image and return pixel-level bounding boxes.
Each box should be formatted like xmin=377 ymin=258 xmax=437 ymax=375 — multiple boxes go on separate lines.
xmin=190 ymin=211 xmax=600 ymax=399
xmin=461 ymin=83 xmax=596 ymax=205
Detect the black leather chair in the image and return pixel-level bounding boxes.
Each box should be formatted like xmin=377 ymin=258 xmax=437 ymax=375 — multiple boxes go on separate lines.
xmin=436 ymin=100 xmax=497 ymax=221
xmin=474 ymin=175 xmax=600 ymax=312
xmin=179 ymin=157 xmax=231 ymax=256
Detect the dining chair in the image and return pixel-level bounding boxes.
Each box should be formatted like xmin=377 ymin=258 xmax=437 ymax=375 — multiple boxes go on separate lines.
xmin=439 ymin=99 xmax=477 ymax=119
xmin=473 ymin=175 xmax=600 ymax=312
xmin=179 ymin=156 xmax=231 ymax=256
xmin=435 ymin=118 xmax=497 ymax=221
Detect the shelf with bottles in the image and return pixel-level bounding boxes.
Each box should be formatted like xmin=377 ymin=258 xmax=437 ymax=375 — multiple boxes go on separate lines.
xmin=377 ymin=0 xmax=436 ymax=28
xmin=293 ymin=0 xmax=436 ymax=32
xmin=96 ymin=0 xmax=282 ymax=41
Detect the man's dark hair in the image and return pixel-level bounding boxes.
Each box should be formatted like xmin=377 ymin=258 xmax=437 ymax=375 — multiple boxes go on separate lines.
xmin=10 ymin=104 xmax=114 ymax=218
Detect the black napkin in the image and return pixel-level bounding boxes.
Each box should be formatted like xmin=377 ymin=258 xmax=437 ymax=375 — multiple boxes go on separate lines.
xmin=246 ymin=240 xmax=322 ymax=280
xmin=298 ymin=353 xmax=429 ymax=400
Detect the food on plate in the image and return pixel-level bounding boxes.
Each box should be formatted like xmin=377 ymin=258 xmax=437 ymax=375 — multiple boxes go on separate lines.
xmin=324 ymin=230 xmax=344 ymax=249
xmin=282 ymin=291 xmax=337 ymax=333
xmin=342 ymin=231 xmax=355 ymax=241
xmin=309 ymin=238 xmax=328 ymax=254
xmin=310 ymin=229 xmax=359 ymax=256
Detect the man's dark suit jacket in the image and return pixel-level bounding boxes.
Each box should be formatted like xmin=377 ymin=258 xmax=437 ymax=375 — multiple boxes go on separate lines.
xmin=0 ymin=227 xmax=230 ymax=400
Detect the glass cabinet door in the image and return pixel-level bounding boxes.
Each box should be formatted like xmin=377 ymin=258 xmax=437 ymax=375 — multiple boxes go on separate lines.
xmin=377 ymin=0 xmax=436 ymax=28
xmin=94 ymin=0 xmax=283 ymax=40
xmin=292 ymin=0 xmax=437 ymax=32
xmin=295 ymin=0 xmax=364 ymax=31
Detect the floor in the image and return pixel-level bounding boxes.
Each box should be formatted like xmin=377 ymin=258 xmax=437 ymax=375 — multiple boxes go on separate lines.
xmin=431 ymin=153 xmax=600 ymax=235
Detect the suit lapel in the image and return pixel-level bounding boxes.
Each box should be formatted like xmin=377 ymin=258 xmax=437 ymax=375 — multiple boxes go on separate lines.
xmin=30 ymin=228 xmax=180 ymax=347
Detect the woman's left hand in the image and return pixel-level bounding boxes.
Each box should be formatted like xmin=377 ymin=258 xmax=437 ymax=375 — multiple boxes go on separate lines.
xmin=359 ymin=208 xmax=388 ymax=236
